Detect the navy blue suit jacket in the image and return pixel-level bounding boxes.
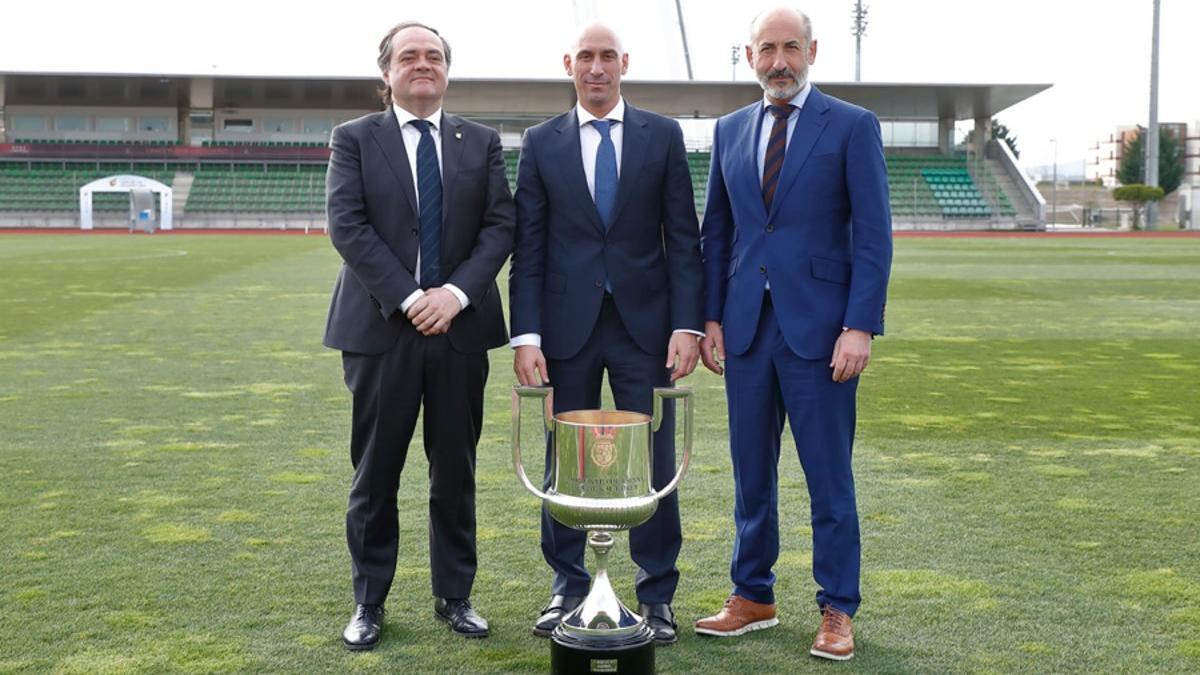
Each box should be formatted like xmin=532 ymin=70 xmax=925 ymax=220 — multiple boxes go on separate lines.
xmin=701 ymin=86 xmax=892 ymax=359
xmin=510 ymin=103 xmax=702 ymax=360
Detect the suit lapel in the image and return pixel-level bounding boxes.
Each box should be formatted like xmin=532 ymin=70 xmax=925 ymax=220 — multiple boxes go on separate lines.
xmin=369 ymin=110 xmax=419 ymax=220
xmin=610 ymin=104 xmax=647 ymax=227
xmin=554 ymin=110 xmax=606 ymax=234
xmin=768 ymin=86 xmax=831 ymax=221
xmin=736 ymin=103 xmax=767 ymax=222
xmin=439 ymin=113 xmax=466 ymax=225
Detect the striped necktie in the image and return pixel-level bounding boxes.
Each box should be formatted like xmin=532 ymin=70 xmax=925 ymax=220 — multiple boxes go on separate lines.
xmin=762 ymin=104 xmax=792 ymax=212
xmin=410 ymin=119 xmax=442 ymax=288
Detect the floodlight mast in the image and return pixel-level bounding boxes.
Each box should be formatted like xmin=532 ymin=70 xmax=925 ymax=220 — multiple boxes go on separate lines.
xmin=851 ymin=1 xmax=869 ymax=82
xmin=1145 ymin=0 xmax=1161 ymax=229
xmin=674 ymin=0 xmax=694 ymax=80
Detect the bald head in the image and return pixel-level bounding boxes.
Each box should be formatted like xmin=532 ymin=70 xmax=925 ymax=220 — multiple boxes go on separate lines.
xmin=564 ymin=22 xmax=628 ymax=117
xmin=750 ymin=7 xmax=812 ymax=44
xmin=745 ymin=6 xmax=817 ymax=105
xmin=571 ymin=23 xmax=624 ymax=56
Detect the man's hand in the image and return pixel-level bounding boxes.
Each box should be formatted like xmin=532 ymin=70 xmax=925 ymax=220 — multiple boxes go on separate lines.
xmin=700 ymin=320 xmax=726 ymax=376
xmin=830 ymin=328 xmax=872 ymax=383
xmin=406 ymin=287 xmax=462 ymax=336
xmin=513 ymin=345 xmax=549 ymax=386
xmin=666 ymin=332 xmax=701 ymax=382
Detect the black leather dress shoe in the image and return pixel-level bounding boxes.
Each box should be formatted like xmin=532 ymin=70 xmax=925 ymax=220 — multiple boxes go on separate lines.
xmin=533 ymin=594 xmax=585 ymax=637
xmin=434 ymin=598 xmax=489 ymax=638
xmin=639 ymin=603 xmax=678 ymax=645
xmin=342 ymin=604 xmax=384 ymax=651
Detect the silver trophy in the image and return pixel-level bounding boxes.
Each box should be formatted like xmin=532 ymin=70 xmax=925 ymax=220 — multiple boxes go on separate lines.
xmin=513 ymin=385 xmax=692 ymax=674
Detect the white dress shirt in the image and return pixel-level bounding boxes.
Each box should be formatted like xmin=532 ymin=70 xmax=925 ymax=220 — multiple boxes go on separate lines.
xmin=510 ymin=98 xmax=701 ymax=349
xmin=391 ymin=104 xmax=468 ymax=313
xmin=755 ymin=81 xmax=811 ymax=292
xmin=576 ymin=97 xmax=624 ymax=199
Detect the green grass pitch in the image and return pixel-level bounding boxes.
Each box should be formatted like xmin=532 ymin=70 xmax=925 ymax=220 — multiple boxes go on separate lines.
xmin=1 ymin=233 xmax=1198 ymax=673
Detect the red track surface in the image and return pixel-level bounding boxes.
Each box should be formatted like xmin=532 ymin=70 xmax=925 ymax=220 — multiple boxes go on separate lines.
xmin=0 ymin=228 xmax=1197 ymax=238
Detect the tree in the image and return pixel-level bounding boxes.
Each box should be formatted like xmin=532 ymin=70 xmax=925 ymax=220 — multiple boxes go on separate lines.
xmin=1113 ymin=184 xmax=1165 ymax=230
xmin=964 ymin=119 xmax=1019 ymax=158
xmin=991 ymin=120 xmax=1019 ymax=159
xmin=1116 ymin=128 xmax=1185 ymax=195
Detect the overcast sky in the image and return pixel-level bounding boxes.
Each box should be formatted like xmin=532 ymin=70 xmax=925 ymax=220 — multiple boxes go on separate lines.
xmin=3 ymin=0 xmax=1196 ymax=171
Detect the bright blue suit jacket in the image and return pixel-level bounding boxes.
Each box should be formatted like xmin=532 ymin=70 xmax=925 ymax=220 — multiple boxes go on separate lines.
xmin=701 ymin=86 xmax=892 ymax=359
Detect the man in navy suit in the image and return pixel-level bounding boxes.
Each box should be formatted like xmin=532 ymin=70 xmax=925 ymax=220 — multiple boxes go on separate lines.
xmin=509 ymin=23 xmax=703 ymax=646
xmin=692 ymin=7 xmax=892 ymax=661
xmin=324 ymin=21 xmax=514 ymax=649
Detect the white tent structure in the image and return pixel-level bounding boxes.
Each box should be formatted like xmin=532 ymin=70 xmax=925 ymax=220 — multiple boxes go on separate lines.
xmin=79 ymin=175 xmax=173 ymax=230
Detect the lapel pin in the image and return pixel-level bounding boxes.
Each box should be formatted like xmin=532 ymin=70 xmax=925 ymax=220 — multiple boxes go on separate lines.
xmin=455 ymin=131 xmax=462 ymax=140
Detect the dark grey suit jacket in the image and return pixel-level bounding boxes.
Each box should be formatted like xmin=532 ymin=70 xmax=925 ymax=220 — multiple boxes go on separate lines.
xmin=323 ymin=109 xmax=514 ymax=355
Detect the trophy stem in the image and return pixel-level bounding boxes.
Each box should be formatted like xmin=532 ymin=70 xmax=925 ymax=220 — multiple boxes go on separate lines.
xmin=588 ymin=531 xmax=615 ymax=574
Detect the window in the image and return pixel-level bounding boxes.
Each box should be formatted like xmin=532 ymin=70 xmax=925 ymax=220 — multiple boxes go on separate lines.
xmin=12 ymin=115 xmax=48 ymax=132
xmin=96 ymin=117 xmax=131 ymax=133
xmin=223 ymin=118 xmax=255 ymax=133
xmin=263 ymin=118 xmax=296 ymax=133
xmin=56 ymin=116 xmax=90 ymax=131
xmin=139 ymin=116 xmax=169 ymax=133
xmin=302 ymin=119 xmax=332 ymax=135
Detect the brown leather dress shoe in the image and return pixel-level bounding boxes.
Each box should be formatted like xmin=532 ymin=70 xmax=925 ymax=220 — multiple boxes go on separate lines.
xmin=693 ymin=594 xmax=779 ymax=637
xmin=810 ymin=605 xmax=854 ymax=661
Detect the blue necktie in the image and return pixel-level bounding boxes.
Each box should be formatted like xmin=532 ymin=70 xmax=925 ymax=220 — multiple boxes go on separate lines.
xmin=410 ymin=119 xmax=442 ymax=289
xmin=592 ymin=119 xmax=618 ymax=228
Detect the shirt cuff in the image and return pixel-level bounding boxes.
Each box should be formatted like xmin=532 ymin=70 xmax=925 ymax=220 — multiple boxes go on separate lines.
xmin=673 ymin=329 xmax=704 ymax=338
xmin=443 ymin=283 xmax=469 ymax=310
xmin=510 ymin=333 xmax=541 ymax=349
xmin=398 ymin=289 xmax=425 ymax=314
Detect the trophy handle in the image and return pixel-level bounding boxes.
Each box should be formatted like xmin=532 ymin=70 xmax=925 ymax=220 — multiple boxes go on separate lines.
xmin=512 ymin=385 xmax=555 ymax=501
xmin=651 ymin=387 xmax=692 ymax=500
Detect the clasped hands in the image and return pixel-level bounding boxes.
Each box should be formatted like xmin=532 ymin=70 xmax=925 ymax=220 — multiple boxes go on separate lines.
xmin=405 ymin=287 xmax=462 ymax=336
xmin=700 ymin=320 xmax=872 ymax=383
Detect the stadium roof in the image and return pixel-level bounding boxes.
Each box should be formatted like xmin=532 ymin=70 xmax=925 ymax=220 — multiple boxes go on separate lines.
xmin=0 ymin=72 xmax=1050 ymax=121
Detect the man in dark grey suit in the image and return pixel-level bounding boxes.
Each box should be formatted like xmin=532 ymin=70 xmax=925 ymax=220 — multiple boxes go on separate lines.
xmin=323 ymin=21 xmax=514 ymax=650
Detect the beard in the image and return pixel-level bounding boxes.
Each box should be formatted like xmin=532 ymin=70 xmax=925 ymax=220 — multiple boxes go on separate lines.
xmin=757 ymin=66 xmax=806 ymax=100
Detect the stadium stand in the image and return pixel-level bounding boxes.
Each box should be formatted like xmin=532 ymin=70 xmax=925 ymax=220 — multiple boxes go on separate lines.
xmin=0 ymin=152 xmax=1017 ymax=225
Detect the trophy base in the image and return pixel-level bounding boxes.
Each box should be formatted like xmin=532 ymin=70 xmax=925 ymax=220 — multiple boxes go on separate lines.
xmin=550 ymin=622 xmax=655 ymax=674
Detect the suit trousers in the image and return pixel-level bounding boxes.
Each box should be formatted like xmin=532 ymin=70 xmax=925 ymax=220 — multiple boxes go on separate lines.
xmin=342 ymin=327 xmax=488 ymax=605
xmin=725 ymin=292 xmax=862 ymax=616
xmin=541 ymin=296 xmax=681 ymax=604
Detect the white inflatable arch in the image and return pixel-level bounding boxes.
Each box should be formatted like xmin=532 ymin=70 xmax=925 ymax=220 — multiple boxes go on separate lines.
xmin=79 ymin=175 xmax=173 ymax=230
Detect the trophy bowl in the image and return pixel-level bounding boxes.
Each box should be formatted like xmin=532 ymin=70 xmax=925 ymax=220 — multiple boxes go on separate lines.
xmin=513 ymin=385 xmax=693 ymax=675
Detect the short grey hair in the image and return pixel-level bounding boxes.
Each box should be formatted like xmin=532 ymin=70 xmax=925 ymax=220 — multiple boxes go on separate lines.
xmin=377 ymin=21 xmax=452 ymax=105
xmin=749 ymin=7 xmax=813 ymax=44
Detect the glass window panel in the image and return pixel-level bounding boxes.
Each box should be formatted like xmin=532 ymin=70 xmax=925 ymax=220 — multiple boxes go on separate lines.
xmin=302 ymin=119 xmax=332 ymax=135
xmin=263 ymin=118 xmax=296 ymax=133
xmin=223 ymin=118 xmax=255 ymax=133
xmin=892 ymin=122 xmax=917 ymax=146
xmin=12 ymin=115 xmax=49 ymax=132
xmin=139 ymin=116 xmax=169 ymax=132
xmin=96 ymin=117 xmax=131 ymax=133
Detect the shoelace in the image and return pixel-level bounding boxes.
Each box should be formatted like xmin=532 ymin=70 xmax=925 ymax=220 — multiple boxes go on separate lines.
xmin=821 ymin=607 xmax=849 ymax=633
xmin=357 ymin=605 xmax=384 ymax=620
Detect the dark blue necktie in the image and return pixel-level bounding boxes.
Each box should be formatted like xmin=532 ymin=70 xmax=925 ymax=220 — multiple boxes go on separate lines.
xmin=592 ymin=119 xmax=618 ymax=228
xmin=762 ymin=104 xmax=792 ymax=212
xmin=410 ymin=119 xmax=442 ymax=288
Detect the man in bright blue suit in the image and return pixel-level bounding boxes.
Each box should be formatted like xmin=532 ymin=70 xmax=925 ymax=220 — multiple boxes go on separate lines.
xmin=693 ymin=7 xmax=892 ymax=662
xmin=509 ymin=23 xmax=703 ymax=646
